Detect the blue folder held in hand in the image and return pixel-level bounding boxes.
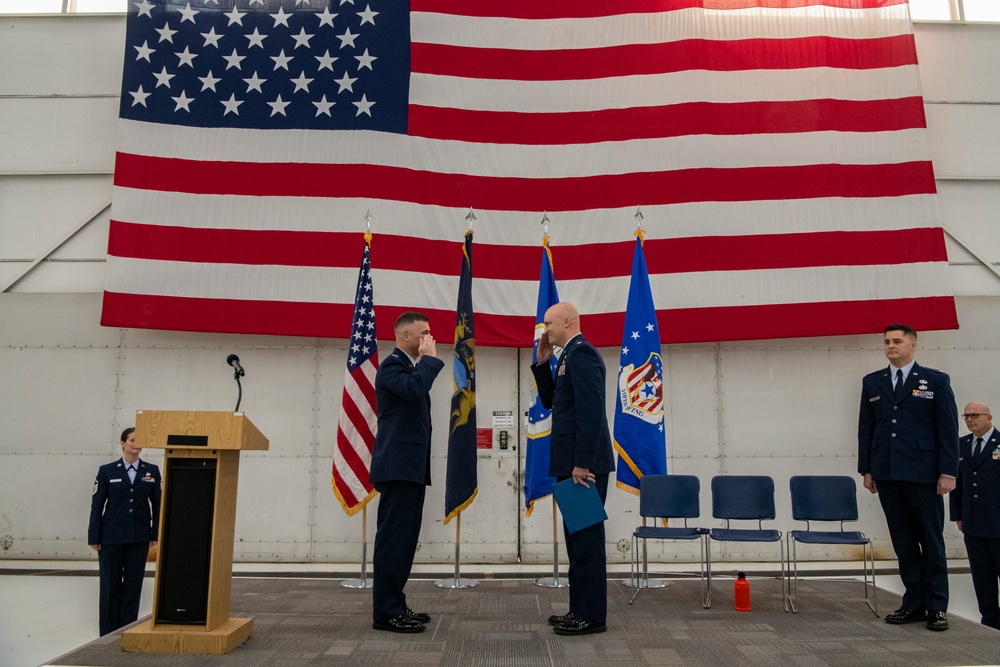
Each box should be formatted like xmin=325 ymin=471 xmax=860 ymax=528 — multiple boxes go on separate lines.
xmin=553 ymin=478 xmax=609 ymax=534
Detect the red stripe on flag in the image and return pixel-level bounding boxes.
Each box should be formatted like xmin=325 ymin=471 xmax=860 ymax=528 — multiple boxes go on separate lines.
xmin=412 ymin=36 xmax=918 ymax=80
xmin=107 ymin=224 xmax=948 ymax=278
xmin=101 ymin=292 xmax=957 ymax=348
xmin=113 ymin=155 xmax=938 ymax=210
xmin=413 ymin=0 xmax=909 ymax=20
xmin=410 ymin=98 xmax=929 ymax=144
xmin=339 ymin=381 xmax=376 ymax=445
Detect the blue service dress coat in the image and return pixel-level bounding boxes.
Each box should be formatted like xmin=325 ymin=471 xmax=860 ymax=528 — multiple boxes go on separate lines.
xmin=857 ymin=362 xmax=959 ymax=483
xmin=88 ymin=458 xmax=161 ymax=635
xmin=532 ymin=334 xmax=614 ymax=625
xmin=370 ymin=348 xmax=445 ymax=485
xmin=950 ymin=428 xmax=1000 ymax=538
xmin=949 ymin=427 xmax=1000 ymax=628
xmin=88 ymin=458 xmax=161 ymax=548
xmin=532 ymin=335 xmax=615 ymax=477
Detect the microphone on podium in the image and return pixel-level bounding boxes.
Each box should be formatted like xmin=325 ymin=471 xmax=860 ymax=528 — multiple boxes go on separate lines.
xmin=226 ymin=354 xmax=245 ymax=377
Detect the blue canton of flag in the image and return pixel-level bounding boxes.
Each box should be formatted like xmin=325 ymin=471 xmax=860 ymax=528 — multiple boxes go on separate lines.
xmin=121 ymin=0 xmax=409 ymax=132
xmin=613 ymin=233 xmax=667 ymax=495
xmin=524 ymin=238 xmax=559 ymax=517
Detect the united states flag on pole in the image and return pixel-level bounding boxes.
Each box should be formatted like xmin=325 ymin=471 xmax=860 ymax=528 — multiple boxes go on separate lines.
xmin=333 ymin=231 xmax=378 ymax=516
xmin=103 ymin=0 xmax=957 ymax=347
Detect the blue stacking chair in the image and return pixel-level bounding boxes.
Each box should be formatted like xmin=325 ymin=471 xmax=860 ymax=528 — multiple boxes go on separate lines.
xmin=709 ymin=475 xmax=787 ymax=611
xmin=786 ymin=475 xmax=877 ymax=616
xmin=628 ymin=474 xmax=711 ymax=606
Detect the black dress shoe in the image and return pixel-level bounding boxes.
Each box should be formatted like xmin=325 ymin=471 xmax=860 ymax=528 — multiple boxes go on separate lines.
xmin=927 ymin=611 xmax=949 ymax=631
xmin=553 ymin=619 xmax=607 ymax=636
xmin=372 ymin=615 xmax=425 ymax=633
xmin=547 ymin=612 xmax=576 ymax=626
xmin=405 ymin=606 xmax=431 ymax=624
xmin=885 ymin=608 xmax=927 ymax=625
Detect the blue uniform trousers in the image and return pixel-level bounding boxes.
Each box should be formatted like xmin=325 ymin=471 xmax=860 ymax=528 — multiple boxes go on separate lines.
xmin=561 ymin=473 xmax=609 ymax=624
xmin=877 ymin=479 xmax=948 ymax=612
xmin=372 ymin=480 xmax=426 ymax=623
xmin=964 ymin=534 xmax=1000 ymax=629
xmin=97 ymin=541 xmax=149 ymax=636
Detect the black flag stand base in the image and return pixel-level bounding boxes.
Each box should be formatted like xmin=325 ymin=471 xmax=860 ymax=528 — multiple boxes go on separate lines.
xmin=535 ymin=502 xmax=568 ymax=588
xmin=341 ymin=505 xmax=372 ymax=589
xmin=434 ymin=513 xmax=479 ymax=589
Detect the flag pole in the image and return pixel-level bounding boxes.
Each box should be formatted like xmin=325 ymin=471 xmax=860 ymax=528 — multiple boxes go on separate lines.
xmin=340 ymin=505 xmax=372 ymax=589
xmin=618 ymin=208 xmax=666 ymax=590
xmin=434 ymin=512 xmax=479 ymax=588
xmin=337 ymin=216 xmax=378 ymax=589
xmin=534 ymin=498 xmax=568 ymax=587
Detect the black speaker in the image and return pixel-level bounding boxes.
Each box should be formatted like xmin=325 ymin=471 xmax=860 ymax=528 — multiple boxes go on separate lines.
xmin=156 ymin=457 xmax=217 ymax=625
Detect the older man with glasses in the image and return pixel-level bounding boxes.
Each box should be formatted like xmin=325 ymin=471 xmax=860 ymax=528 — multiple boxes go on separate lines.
xmin=950 ymin=403 xmax=1000 ymax=629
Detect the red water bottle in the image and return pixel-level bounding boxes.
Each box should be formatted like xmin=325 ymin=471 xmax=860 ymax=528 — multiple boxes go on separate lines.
xmin=734 ymin=572 xmax=751 ymax=611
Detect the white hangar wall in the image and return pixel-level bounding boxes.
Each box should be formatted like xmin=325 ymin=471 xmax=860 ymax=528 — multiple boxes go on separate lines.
xmin=1 ymin=15 xmax=999 ymax=565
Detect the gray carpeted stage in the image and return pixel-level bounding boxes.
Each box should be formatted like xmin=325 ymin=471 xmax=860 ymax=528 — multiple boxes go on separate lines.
xmin=47 ymin=574 xmax=1000 ymax=667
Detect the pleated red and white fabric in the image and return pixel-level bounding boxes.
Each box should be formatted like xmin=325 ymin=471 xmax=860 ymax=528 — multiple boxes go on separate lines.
xmin=102 ymin=0 xmax=956 ymax=346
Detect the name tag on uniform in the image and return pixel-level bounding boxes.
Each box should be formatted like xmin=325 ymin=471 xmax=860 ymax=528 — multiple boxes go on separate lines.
xmin=911 ymin=390 xmax=934 ymax=399
xmin=110 ymin=479 xmax=122 ymax=483
xmin=869 ymin=396 xmax=880 ymax=402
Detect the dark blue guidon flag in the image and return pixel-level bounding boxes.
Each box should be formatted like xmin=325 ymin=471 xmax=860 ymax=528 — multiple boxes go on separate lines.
xmin=445 ymin=230 xmax=477 ymax=523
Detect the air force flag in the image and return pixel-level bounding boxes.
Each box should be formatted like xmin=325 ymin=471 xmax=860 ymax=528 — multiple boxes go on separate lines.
xmin=613 ymin=233 xmax=667 ymax=494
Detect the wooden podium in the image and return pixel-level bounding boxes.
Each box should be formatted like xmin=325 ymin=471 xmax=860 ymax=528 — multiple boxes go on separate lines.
xmin=121 ymin=410 xmax=268 ymax=655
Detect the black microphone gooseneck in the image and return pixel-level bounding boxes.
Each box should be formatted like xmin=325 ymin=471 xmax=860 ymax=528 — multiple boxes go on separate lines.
xmin=226 ymin=354 xmax=245 ymax=411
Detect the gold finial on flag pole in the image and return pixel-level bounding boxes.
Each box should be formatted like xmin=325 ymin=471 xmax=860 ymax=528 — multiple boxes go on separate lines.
xmin=540 ymin=212 xmax=553 ymax=263
xmin=364 ymin=210 xmax=373 ymax=243
xmin=634 ymin=207 xmax=645 ymax=244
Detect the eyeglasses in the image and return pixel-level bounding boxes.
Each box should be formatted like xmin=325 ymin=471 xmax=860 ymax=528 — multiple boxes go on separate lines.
xmin=962 ymin=413 xmax=990 ymax=420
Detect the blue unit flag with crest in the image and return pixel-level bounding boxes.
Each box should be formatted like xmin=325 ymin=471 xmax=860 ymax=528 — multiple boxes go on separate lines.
xmin=613 ymin=233 xmax=667 ymax=495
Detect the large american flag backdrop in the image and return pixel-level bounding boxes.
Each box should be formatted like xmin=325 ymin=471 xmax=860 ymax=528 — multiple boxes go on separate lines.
xmin=102 ymin=0 xmax=958 ymax=347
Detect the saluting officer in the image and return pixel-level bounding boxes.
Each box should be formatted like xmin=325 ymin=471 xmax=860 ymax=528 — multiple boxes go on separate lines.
xmin=88 ymin=427 xmax=161 ymax=636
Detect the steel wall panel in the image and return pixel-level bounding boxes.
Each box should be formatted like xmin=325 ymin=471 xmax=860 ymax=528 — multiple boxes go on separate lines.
xmin=0 ymin=15 xmax=124 ymax=96
xmin=0 ymin=454 xmax=109 ymax=558
xmin=915 ymin=23 xmax=1000 ymax=104
xmin=0 ymin=293 xmax=118 ymax=347
xmin=0 ymin=98 xmax=118 ymax=175
xmin=0 ymin=346 xmax=120 ymax=453
xmin=925 ymin=104 xmax=1000 ymax=180
xmin=117 ymin=343 xmax=318 ymax=455
xmin=233 ymin=455 xmax=316 ymax=561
